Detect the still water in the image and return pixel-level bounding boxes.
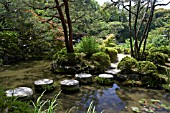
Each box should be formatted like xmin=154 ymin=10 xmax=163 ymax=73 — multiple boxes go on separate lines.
xmin=0 ymin=61 xmax=170 ymax=113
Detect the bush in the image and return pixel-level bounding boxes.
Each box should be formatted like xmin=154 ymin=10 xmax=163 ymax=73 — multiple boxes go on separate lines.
xmin=113 ymin=47 xmax=124 ymax=53
xmin=117 ymin=56 xmax=138 ymax=74
xmin=149 ymin=46 xmax=170 ymax=56
xmin=56 ymin=53 xmax=86 ymax=66
xmin=75 ymin=36 xmax=100 ymax=57
xmin=91 ymin=52 xmax=111 ymax=73
xmin=103 ymin=47 xmax=118 ymax=62
xmin=137 ymin=61 xmax=157 ymax=75
xmin=102 ymin=34 xmax=116 ymax=47
xmin=146 ymin=52 xmax=167 ymax=65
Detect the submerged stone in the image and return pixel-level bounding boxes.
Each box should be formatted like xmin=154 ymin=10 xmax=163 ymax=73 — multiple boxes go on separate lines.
xmin=75 ymin=73 xmax=92 ymax=84
xmin=60 ymin=79 xmax=80 ymax=93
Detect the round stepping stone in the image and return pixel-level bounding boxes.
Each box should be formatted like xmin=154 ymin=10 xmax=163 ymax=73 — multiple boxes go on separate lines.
xmin=96 ymin=74 xmax=114 ymax=85
xmin=75 ymin=73 xmax=92 ymax=84
xmin=5 ymin=87 xmax=33 ymax=100
xmin=34 ymin=79 xmax=54 ymax=93
xmin=60 ymin=80 xmax=79 ymax=93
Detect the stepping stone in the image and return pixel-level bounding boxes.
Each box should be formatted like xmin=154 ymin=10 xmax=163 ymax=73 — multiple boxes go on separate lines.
xmin=6 ymin=87 xmax=33 ymax=100
xmin=96 ymin=74 xmax=114 ymax=85
xmin=105 ymin=69 xmax=121 ymax=75
xmin=109 ymin=63 xmax=117 ymax=69
xmin=60 ymin=80 xmax=79 ymax=93
xmin=75 ymin=73 xmax=92 ymax=84
xmin=34 ymin=79 xmax=54 ymax=93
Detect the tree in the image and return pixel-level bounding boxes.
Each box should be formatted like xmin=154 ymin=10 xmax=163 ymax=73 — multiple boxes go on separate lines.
xmin=28 ymin=0 xmax=74 ymax=53
xmin=111 ymin=0 xmax=170 ymax=60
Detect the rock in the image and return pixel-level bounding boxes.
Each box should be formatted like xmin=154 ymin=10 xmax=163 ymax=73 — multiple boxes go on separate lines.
xmin=99 ymin=74 xmax=114 ymax=78
xmin=34 ymin=79 xmax=54 ymax=93
xmin=60 ymin=80 xmax=80 ymax=93
xmin=127 ymin=74 xmax=140 ymax=81
xmin=109 ymin=63 xmax=117 ymax=69
xmin=105 ymin=69 xmax=121 ymax=75
xmin=116 ymin=74 xmax=127 ymax=82
xmin=75 ymin=73 xmax=92 ymax=84
xmin=96 ymin=74 xmax=114 ymax=85
xmin=6 ymin=87 xmax=33 ymax=100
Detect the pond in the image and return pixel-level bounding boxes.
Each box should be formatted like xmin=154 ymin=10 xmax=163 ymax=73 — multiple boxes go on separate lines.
xmin=0 ymin=60 xmax=170 ymax=113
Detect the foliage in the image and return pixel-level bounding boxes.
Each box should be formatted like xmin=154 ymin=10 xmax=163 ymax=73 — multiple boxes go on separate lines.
xmin=146 ymin=52 xmax=167 ymax=65
xmin=132 ymin=99 xmax=170 ymax=113
xmin=117 ymin=56 xmax=138 ymax=74
xmin=148 ymin=35 xmax=169 ymax=47
xmin=55 ymin=52 xmax=86 ymax=67
xmin=0 ymin=86 xmax=33 ymax=113
xmin=91 ymin=52 xmax=111 ymax=73
xmin=137 ymin=61 xmax=157 ymax=75
xmin=75 ymin=37 xmax=100 ymax=57
xmin=95 ymin=76 xmax=114 ymax=85
xmin=32 ymin=91 xmax=61 ymax=113
xmin=149 ymin=46 xmax=170 ymax=56
xmin=102 ymin=47 xmax=118 ymax=62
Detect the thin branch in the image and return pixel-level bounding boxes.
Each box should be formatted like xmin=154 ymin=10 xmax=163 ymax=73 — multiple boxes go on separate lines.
xmin=72 ymin=13 xmax=86 ymax=23
xmin=154 ymin=1 xmax=170 ymax=7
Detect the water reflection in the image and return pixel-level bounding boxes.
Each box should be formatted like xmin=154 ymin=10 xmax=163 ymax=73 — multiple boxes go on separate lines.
xmin=59 ymin=84 xmax=125 ymax=113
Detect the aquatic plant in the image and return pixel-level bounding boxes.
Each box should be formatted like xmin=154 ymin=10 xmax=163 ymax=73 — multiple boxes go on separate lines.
xmin=131 ymin=99 xmax=170 ymax=113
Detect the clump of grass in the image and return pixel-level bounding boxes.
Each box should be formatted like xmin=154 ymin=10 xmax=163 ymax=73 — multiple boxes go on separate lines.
xmin=32 ymin=91 xmax=61 ymax=113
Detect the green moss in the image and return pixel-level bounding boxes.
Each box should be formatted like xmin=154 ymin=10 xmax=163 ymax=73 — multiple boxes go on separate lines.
xmin=95 ymin=76 xmax=114 ymax=85
xmin=162 ymin=84 xmax=170 ymax=92
xmin=117 ymin=56 xmax=138 ymax=74
xmin=103 ymin=47 xmax=118 ymax=62
xmin=137 ymin=61 xmax=157 ymax=75
xmin=123 ymin=80 xmax=142 ymax=87
xmin=91 ymin=52 xmax=111 ymax=73
xmin=146 ymin=52 xmax=167 ymax=65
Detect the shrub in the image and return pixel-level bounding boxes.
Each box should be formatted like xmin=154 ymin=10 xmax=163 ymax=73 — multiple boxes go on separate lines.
xmin=102 ymin=34 xmax=116 ymax=47
xmin=113 ymin=47 xmax=123 ymax=53
xmin=75 ymin=36 xmax=100 ymax=57
xmin=146 ymin=52 xmax=167 ymax=65
xmin=149 ymin=46 xmax=170 ymax=56
xmin=56 ymin=53 xmax=86 ymax=66
xmin=124 ymin=48 xmax=130 ymax=54
xmin=137 ymin=61 xmax=157 ymax=75
xmin=117 ymin=56 xmax=138 ymax=74
xmin=103 ymin=47 xmax=118 ymax=62
xmin=91 ymin=52 xmax=111 ymax=73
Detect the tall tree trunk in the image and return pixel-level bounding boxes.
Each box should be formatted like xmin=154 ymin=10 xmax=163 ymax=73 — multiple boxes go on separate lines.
xmin=129 ymin=0 xmax=134 ymax=57
xmin=55 ymin=0 xmax=72 ymax=53
xmin=63 ymin=0 xmax=74 ymax=53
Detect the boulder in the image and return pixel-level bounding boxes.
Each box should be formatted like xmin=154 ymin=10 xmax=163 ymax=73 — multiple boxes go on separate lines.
xmin=6 ymin=87 xmax=33 ymax=100
xmin=34 ymin=79 xmax=54 ymax=93
xmin=75 ymin=73 xmax=92 ymax=84
xmin=60 ymin=80 xmax=80 ymax=93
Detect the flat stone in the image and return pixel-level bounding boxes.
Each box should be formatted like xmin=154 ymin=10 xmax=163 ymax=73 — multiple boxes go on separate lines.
xmin=6 ymin=87 xmax=33 ymax=97
xmin=75 ymin=73 xmax=92 ymax=78
xmin=105 ymin=69 xmax=121 ymax=75
xmin=34 ymin=79 xmax=53 ymax=85
xmin=110 ymin=63 xmax=117 ymax=69
xmin=75 ymin=73 xmax=93 ymax=84
xmin=60 ymin=80 xmax=79 ymax=86
xmin=99 ymin=74 xmax=114 ymax=78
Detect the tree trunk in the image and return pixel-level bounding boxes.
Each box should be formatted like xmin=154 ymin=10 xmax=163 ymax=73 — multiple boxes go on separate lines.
xmin=63 ymin=0 xmax=74 ymax=53
xmin=129 ymin=0 xmax=134 ymax=57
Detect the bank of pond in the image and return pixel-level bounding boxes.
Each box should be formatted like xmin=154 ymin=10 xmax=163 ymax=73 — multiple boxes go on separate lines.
xmin=0 ymin=60 xmax=170 ymax=113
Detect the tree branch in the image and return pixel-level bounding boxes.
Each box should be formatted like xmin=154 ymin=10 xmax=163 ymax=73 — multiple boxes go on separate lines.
xmin=154 ymin=1 xmax=170 ymax=7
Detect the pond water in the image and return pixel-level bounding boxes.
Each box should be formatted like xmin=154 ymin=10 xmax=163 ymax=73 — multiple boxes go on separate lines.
xmin=0 ymin=60 xmax=170 ymax=113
